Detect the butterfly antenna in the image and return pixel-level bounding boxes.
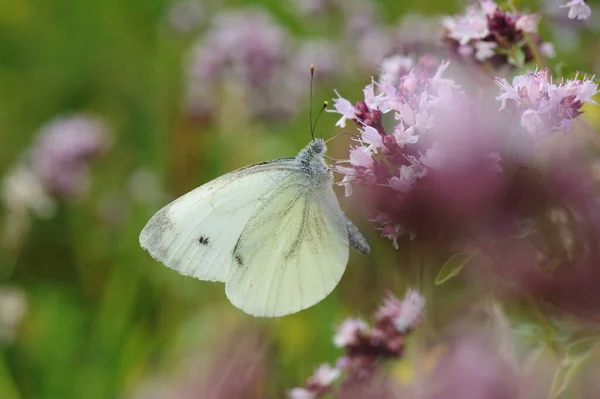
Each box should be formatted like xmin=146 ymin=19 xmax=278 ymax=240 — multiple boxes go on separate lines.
xmin=325 ymin=131 xmax=358 ymax=144
xmin=312 ymin=101 xmax=328 ymax=139
xmin=309 ymin=65 xmax=315 ymax=140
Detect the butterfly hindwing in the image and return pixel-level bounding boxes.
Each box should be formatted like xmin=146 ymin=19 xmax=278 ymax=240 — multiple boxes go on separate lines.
xmin=225 ymin=179 xmax=349 ymax=317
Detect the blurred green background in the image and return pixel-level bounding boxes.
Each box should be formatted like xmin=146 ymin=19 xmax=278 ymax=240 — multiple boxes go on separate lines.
xmin=0 ymin=0 xmax=597 ymax=398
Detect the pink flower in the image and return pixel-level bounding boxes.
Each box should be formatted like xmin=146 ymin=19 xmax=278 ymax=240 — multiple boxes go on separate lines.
xmin=520 ymin=109 xmax=544 ymax=135
xmin=494 ymin=69 xmax=550 ymax=110
xmin=442 ymin=5 xmax=489 ymax=45
xmin=288 ymin=388 xmax=315 ymax=399
xmin=388 ymin=160 xmax=427 ymax=194
xmin=288 ymin=363 xmax=341 ymax=399
xmin=443 ymin=1 xmax=540 ymax=69
xmin=495 ymin=68 xmax=598 ymax=136
xmin=393 ymin=125 xmax=419 ymax=146
xmin=379 ymin=55 xmax=415 ymax=85
xmin=515 ymin=14 xmax=539 ymax=33
xmin=333 ymin=318 xmax=369 ymax=347
xmin=358 ymin=125 xmax=384 ymax=153
xmin=474 ymin=41 xmax=497 ymax=61
xmin=348 ymin=146 xmax=374 ymax=168
xmin=378 ymin=222 xmax=408 ymax=249
xmin=328 ymin=90 xmax=358 ymax=128
xmin=311 ymin=364 xmax=341 ymax=386
xmin=560 ymin=0 xmax=592 ymax=20
xmin=30 ymin=115 xmax=109 ymax=197
xmin=539 ymin=42 xmax=556 ymax=58
xmin=393 ymin=289 xmax=425 ymax=333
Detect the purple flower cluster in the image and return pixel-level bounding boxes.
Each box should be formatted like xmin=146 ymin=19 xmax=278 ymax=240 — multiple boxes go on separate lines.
xmin=1 ymin=115 xmax=109 ymax=247
xmin=288 ymin=290 xmax=424 ymax=398
xmin=495 ymin=68 xmax=598 ymax=137
xmin=329 ymin=57 xmax=598 ymax=249
xmin=184 ymin=8 xmax=289 ymax=118
xmin=442 ymin=0 xmax=553 ymax=67
xmin=30 ymin=115 xmax=109 ymax=197
xmin=182 ymin=2 xmax=446 ymax=123
xmin=184 ymin=8 xmax=342 ymax=121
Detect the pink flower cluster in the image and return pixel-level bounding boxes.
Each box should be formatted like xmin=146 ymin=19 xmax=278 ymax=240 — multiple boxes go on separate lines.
xmin=330 ymin=55 xmax=598 ymax=247
xmin=30 ymin=115 xmax=109 ymax=197
xmin=442 ymin=0 xmax=553 ymax=66
xmin=288 ymin=290 xmax=424 ymax=399
xmin=331 ymin=57 xmax=490 ymax=246
xmin=495 ymin=68 xmax=598 ymax=137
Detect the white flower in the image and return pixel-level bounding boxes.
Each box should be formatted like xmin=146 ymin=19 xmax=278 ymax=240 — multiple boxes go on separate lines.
xmin=560 ymin=0 xmax=592 ymax=20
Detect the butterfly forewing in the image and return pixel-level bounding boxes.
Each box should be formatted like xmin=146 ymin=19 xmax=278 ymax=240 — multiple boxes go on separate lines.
xmin=225 ymin=179 xmax=349 ymax=317
xmin=139 ymin=159 xmax=297 ymax=282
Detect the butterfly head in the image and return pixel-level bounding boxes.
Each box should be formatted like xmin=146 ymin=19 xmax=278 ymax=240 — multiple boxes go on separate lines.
xmin=296 ymin=138 xmax=331 ymax=183
xmin=308 ymin=138 xmax=327 ymax=155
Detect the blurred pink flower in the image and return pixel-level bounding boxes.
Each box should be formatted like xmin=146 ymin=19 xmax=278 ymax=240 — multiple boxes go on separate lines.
xmin=392 ymin=289 xmax=426 ymax=333
xmin=292 ymin=290 xmax=424 ymax=398
xmin=442 ymin=1 xmax=545 ymax=68
xmin=30 ymin=115 xmax=109 ymax=197
xmin=560 ymin=0 xmax=592 ymax=20
xmin=184 ymin=8 xmax=289 ymax=118
xmin=288 ymin=364 xmax=341 ymax=399
xmin=442 ymin=4 xmax=490 ymax=45
xmin=515 ymin=14 xmax=539 ymax=33
xmin=334 ymin=319 xmax=370 ymax=348
xmin=430 ymin=335 xmax=519 ymax=399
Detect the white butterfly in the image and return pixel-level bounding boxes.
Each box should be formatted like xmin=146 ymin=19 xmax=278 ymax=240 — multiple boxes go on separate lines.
xmin=139 ymin=138 xmax=369 ymax=317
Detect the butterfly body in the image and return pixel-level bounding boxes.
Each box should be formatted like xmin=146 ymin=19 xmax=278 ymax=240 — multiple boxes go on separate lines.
xmin=140 ymin=139 xmax=369 ymax=317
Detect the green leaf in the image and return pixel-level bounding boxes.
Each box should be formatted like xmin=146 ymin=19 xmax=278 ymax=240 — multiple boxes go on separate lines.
xmin=435 ymin=252 xmax=474 ymax=285
xmin=549 ymin=337 xmax=600 ymax=398
xmin=564 ymin=337 xmax=600 ymax=364
xmin=508 ymin=48 xmax=526 ymax=67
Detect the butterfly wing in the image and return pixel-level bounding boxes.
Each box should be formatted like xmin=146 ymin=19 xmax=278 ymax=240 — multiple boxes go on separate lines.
xmin=139 ymin=159 xmax=298 ymax=282
xmin=225 ymin=179 xmax=349 ymax=317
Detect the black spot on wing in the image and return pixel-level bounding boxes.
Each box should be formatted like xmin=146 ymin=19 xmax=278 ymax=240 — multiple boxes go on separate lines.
xmin=234 ymin=253 xmax=244 ymax=267
xmin=197 ymin=235 xmax=210 ymax=246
